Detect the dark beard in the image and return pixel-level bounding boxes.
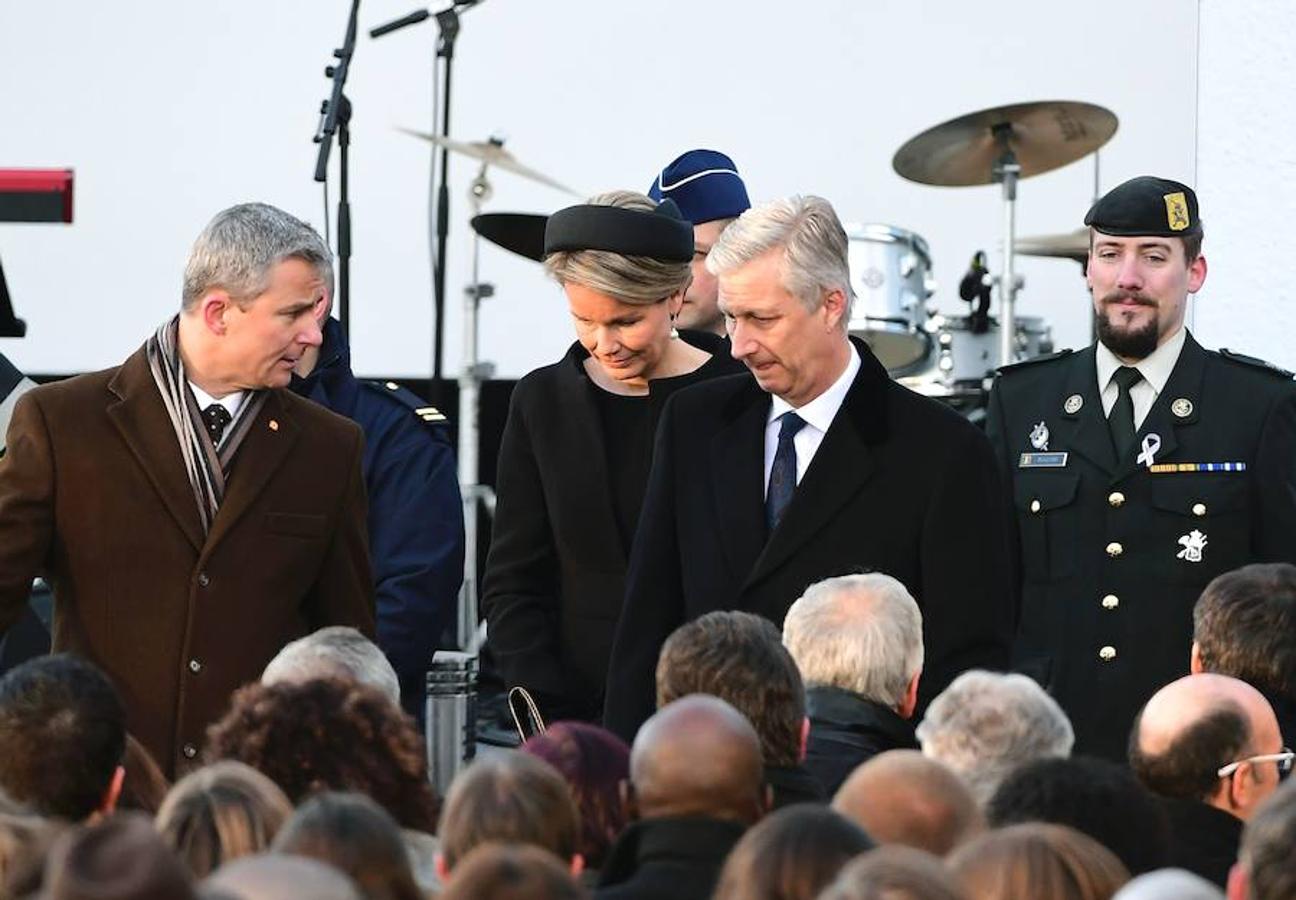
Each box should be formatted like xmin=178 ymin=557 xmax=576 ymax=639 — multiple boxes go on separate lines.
xmin=1095 ymin=297 xmax=1159 ymax=360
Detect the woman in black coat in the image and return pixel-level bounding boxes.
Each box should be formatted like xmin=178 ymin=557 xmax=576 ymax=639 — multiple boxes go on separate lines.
xmin=482 ymin=190 xmax=741 ymax=723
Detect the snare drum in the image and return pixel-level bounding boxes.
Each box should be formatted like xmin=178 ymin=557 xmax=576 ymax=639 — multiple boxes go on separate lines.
xmin=845 ymin=224 xmax=935 ymax=371
xmin=898 ymin=313 xmax=1053 ymax=387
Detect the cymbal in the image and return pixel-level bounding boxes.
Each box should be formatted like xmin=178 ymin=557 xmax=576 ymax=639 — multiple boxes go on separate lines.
xmin=471 ymin=212 xmax=548 ymax=262
xmin=892 ymin=101 xmax=1118 ymax=186
xmin=1017 ymin=228 xmax=1091 ymax=262
xmin=398 ymin=129 xmax=580 ymax=196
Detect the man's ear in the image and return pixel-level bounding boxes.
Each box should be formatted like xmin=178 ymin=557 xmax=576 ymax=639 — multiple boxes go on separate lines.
xmin=1190 ymin=642 xmax=1204 ymax=674
xmin=199 ymin=290 xmax=234 ymax=336
xmin=898 ymin=670 xmax=922 ymax=720
xmin=798 ymin=716 xmax=810 ymax=763
xmin=760 ymin=784 xmax=774 ymax=818
xmin=1226 ymin=860 xmax=1248 ymax=900
xmin=821 ymin=286 xmax=848 ymax=331
xmin=569 ymin=853 xmax=585 ymax=877
xmin=1188 ymin=253 xmax=1208 ymax=294
xmin=434 ymin=853 xmax=451 ymax=882
xmin=99 ymin=765 xmax=125 ymax=816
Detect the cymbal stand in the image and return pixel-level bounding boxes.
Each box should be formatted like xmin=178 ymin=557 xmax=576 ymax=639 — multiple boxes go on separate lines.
xmin=991 ymin=124 xmax=1024 ymax=367
xmin=456 ymin=161 xmax=497 ymax=653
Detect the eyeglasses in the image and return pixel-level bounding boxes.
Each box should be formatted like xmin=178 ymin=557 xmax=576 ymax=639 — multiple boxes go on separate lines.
xmin=1217 ymin=748 xmax=1295 ymax=779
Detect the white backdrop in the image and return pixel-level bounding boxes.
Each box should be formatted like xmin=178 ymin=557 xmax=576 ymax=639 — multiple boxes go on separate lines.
xmin=1 ymin=0 xmax=1199 ymax=378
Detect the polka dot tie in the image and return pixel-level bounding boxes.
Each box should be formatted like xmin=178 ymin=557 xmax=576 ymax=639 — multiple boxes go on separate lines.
xmin=202 ymin=403 xmax=232 ymax=445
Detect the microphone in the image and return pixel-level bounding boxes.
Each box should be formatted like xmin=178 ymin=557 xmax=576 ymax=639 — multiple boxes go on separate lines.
xmin=370 ymin=9 xmax=429 ymax=38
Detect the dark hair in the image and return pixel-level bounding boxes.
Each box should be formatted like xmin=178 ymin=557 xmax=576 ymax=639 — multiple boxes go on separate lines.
xmin=1181 ymin=229 xmax=1204 ymax=264
xmin=1242 ymin=779 xmax=1296 ymax=900
xmin=820 ymin=846 xmax=965 ymax=900
xmin=1128 ymin=703 xmax=1250 ymax=802
xmin=156 ymin=760 xmax=293 ymax=878
xmin=656 ymin=611 xmax=805 ymax=767
xmin=712 ymin=805 xmax=873 ymax=900
xmin=521 ymin=721 xmax=629 ymax=870
xmin=273 ymin=792 xmax=423 ymax=900
xmin=438 ymin=753 xmax=581 ymax=871
xmin=949 ymin=823 xmax=1129 ymax=900
xmin=0 ymin=654 xmax=126 ymax=821
xmin=204 ymin=678 xmax=438 ymax=832
xmin=1194 ymin=563 xmax=1296 ymax=700
xmin=117 ymin=734 xmax=171 ymax=815
xmin=988 ymin=756 xmax=1169 ymax=875
xmin=440 ymin=843 xmax=587 ymax=900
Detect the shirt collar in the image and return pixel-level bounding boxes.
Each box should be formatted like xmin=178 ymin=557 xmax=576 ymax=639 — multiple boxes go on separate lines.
xmin=1095 ymin=325 xmax=1188 ymax=397
xmin=769 ymin=343 xmax=861 ymax=431
xmin=188 ymin=381 xmax=246 ymax=418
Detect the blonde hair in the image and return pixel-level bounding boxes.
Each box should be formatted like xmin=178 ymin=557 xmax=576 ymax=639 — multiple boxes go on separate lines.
xmin=949 ymin=823 xmax=1129 ymax=900
xmin=543 ymin=190 xmax=691 ymax=305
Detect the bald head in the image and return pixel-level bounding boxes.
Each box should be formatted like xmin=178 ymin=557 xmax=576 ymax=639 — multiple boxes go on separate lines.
xmin=204 ymin=855 xmax=363 ymax=900
xmin=631 ymin=695 xmax=765 ymax=823
xmin=832 ymin=750 xmax=983 ymax=856
xmin=1132 ymin=674 xmax=1282 ymax=819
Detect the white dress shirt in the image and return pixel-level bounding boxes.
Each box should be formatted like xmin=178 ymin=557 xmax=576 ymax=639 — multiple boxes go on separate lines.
xmin=188 ymin=381 xmax=246 ymax=420
xmin=764 ymin=344 xmax=861 ymax=495
xmin=1095 ymin=326 xmax=1187 ymax=430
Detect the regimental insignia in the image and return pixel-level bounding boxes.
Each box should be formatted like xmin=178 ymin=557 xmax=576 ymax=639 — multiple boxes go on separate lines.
xmin=1164 ymin=192 xmax=1190 ymax=232
xmin=1030 ymin=421 xmax=1050 ymax=451
xmin=1064 ymin=394 xmax=1084 ymax=415
xmin=1177 ymin=529 xmax=1208 ymax=563
xmin=1171 ymin=398 xmax=1194 ymax=418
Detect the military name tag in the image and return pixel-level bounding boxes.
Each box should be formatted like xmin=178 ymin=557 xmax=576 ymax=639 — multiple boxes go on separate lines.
xmin=1149 ymin=462 xmax=1248 ymax=474
xmin=1019 ymin=452 xmax=1069 ymax=468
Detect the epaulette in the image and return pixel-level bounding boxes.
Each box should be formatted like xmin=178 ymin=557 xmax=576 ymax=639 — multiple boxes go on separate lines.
xmin=995 ymin=348 xmax=1074 ymax=376
xmin=1218 ymin=348 xmax=1295 ymax=380
xmin=362 ymin=380 xmax=451 ymax=426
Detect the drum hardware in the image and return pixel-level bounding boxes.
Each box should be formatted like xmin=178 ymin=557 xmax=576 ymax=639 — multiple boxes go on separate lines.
xmin=893 ymin=100 xmax=1118 ymax=366
xmin=1017 ymin=228 xmax=1091 ymax=263
xmin=844 ymin=223 xmax=937 ymax=372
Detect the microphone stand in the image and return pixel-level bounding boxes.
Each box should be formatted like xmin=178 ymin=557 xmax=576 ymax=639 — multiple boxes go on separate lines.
xmin=371 ymin=0 xmax=482 ymax=381
xmin=314 ymin=0 xmax=362 ymax=338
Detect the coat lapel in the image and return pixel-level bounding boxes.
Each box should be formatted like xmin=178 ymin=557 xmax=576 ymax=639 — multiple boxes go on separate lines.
xmin=1112 ymin=333 xmax=1205 ymax=484
xmin=106 ymin=348 xmax=205 ymax=553
xmin=204 ymin=390 xmax=300 ymax=551
xmin=1054 ymin=346 xmax=1117 ymax=474
xmin=709 ymin=379 xmax=770 ymax=585
xmin=745 ymin=340 xmax=888 ymax=590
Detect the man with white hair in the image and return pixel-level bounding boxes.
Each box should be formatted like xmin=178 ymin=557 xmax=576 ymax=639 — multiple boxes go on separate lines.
xmin=783 ymin=573 xmax=924 ymax=795
xmin=604 ymin=194 xmax=1014 ymax=741
xmin=262 ymin=625 xmax=401 ymax=708
xmin=915 ymin=669 xmax=1074 ymax=806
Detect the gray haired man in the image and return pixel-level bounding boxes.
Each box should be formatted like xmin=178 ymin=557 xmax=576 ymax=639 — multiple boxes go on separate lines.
xmin=783 ymin=572 xmax=924 ymax=796
xmin=604 ymin=195 xmax=1014 ymax=742
xmin=0 ymin=202 xmax=374 ymax=776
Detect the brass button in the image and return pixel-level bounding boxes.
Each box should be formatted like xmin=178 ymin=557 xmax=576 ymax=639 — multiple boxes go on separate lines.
xmin=1101 ymin=594 xmax=1119 ymax=610
xmin=1099 ymin=645 xmax=1117 ymax=662
xmin=1192 ymin=503 xmax=1207 ymax=517
xmin=1030 ymin=499 xmax=1042 ymax=514
xmin=1106 ymin=542 xmax=1123 ymax=558
xmin=188 ymin=659 xmax=202 ymax=674
xmin=182 ymin=743 xmax=198 ymax=759
xmin=1108 ymin=491 xmax=1126 ymax=508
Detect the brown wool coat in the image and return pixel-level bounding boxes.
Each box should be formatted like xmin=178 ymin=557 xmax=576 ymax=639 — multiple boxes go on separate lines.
xmin=0 ymin=346 xmax=375 ymax=776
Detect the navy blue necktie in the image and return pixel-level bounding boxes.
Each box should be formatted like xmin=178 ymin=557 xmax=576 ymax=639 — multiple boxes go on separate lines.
xmin=766 ymin=412 xmax=807 ymax=533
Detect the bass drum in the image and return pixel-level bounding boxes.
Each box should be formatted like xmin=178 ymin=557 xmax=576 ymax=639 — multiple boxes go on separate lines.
xmin=844 ymin=224 xmax=935 ymax=372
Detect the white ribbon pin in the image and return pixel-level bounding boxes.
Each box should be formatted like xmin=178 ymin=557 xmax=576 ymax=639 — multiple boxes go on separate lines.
xmin=1137 ymin=433 xmax=1162 ymax=468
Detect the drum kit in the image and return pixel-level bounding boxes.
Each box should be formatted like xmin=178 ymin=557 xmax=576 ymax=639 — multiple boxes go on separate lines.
xmin=400 ymin=99 xmax=1120 ymax=644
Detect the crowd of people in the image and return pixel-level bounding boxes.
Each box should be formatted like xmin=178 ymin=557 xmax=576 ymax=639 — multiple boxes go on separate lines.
xmin=0 ymin=145 xmax=1294 ymax=898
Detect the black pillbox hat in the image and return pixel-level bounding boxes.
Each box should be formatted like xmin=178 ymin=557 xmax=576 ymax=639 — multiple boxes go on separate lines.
xmin=1084 ymin=175 xmax=1201 ymax=237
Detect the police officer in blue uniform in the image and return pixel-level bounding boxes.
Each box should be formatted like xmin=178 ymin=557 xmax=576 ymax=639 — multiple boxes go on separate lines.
xmin=987 ymin=176 xmax=1296 ymax=761
xmin=292 ymin=314 xmax=465 ymax=722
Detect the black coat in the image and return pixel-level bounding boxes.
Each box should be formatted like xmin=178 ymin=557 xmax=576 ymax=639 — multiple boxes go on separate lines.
xmin=604 ymin=338 xmax=1015 ymax=740
xmin=595 ymin=817 xmax=746 ymax=900
xmin=986 ymin=334 xmax=1296 ymax=760
xmin=1159 ymin=796 xmax=1242 ymax=888
xmin=765 ymin=764 xmax=826 ymax=809
xmin=483 ymin=334 xmax=741 ymax=721
xmin=803 ymin=685 xmax=919 ymax=797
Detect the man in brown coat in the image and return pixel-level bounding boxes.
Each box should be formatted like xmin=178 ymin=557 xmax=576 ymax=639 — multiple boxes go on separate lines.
xmin=0 ymin=203 xmax=374 ymax=776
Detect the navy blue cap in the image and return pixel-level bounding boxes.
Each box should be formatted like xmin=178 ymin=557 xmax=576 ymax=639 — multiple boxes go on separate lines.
xmin=647 ymin=149 xmax=751 ymax=225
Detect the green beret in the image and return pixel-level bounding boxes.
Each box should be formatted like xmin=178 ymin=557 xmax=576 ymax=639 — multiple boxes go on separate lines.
xmin=1084 ymin=176 xmax=1200 ymax=237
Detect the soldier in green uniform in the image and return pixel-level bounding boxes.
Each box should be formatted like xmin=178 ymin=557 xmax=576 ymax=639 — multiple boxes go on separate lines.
xmin=987 ymin=176 xmax=1296 ymax=761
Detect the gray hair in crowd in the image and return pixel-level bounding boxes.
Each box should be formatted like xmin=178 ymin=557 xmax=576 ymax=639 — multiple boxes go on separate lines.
xmin=182 ymin=202 xmax=333 ymax=311
xmin=261 ymin=626 xmax=400 ymax=709
xmin=1239 ymin=778 xmax=1296 ymax=900
xmin=1112 ymin=868 xmax=1223 ymax=900
xmin=782 ymin=573 xmax=924 ymax=707
xmin=915 ymin=670 xmax=1074 ymax=806
xmin=705 ymin=194 xmax=855 ymax=324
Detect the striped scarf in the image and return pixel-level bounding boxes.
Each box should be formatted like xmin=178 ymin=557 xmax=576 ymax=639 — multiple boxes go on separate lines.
xmin=145 ymin=317 xmax=267 ymax=533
